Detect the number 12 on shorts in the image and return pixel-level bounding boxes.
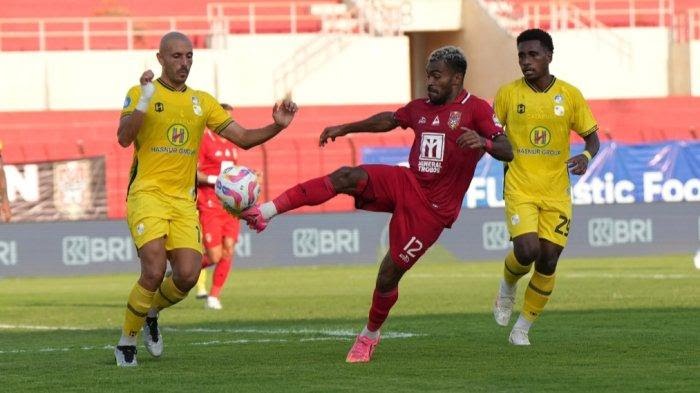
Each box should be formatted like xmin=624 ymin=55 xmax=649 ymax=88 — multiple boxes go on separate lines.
xmin=400 ymin=236 xmax=424 ymax=263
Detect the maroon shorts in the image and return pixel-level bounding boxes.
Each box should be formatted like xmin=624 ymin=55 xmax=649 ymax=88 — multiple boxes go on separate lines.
xmin=198 ymin=206 xmax=240 ymax=249
xmin=356 ymin=164 xmax=445 ymax=270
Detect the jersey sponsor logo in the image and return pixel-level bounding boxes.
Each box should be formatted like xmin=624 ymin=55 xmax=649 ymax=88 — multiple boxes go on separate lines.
xmin=53 ymin=160 xmax=93 ymax=220
xmin=554 ymin=94 xmax=563 ymax=103
xmin=448 ymin=111 xmax=461 ymax=130
xmin=431 ymin=115 xmax=440 ymax=126
xmin=155 ymin=102 xmax=164 ymax=112
xmin=418 ymin=116 xmax=427 ymax=125
xmin=517 ymin=103 xmax=526 ymax=114
xmin=167 ymin=124 xmax=190 ymax=146
xmin=482 ymin=221 xmax=510 ymax=250
xmin=419 ymin=133 xmax=444 ymax=161
xmin=418 ymin=133 xmax=445 ymax=174
xmin=588 ymin=218 xmax=653 ymax=247
xmin=529 ymin=127 xmax=551 ymax=147
xmin=123 ymin=96 xmax=131 ymax=109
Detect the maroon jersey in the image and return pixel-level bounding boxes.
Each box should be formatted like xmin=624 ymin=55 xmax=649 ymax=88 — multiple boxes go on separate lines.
xmin=197 ymin=129 xmax=239 ymax=209
xmin=394 ymin=89 xmax=503 ymax=226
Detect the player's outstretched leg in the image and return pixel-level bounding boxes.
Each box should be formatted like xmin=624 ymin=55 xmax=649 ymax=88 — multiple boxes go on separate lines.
xmin=240 ymin=175 xmax=339 ymax=232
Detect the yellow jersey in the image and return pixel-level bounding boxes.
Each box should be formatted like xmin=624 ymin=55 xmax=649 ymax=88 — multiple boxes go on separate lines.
xmin=121 ymin=78 xmax=233 ymax=201
xmin=494 ymin=77 xmax=597 ymax=201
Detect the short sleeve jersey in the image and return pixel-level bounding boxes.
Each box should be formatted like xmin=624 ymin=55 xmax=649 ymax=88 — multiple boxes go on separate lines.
xmin=493 ymin=77 xmax=597 ymax=201
xmin=121 ymin=78 xmax=233 ymax=201
xmin=394 ymin=89 xmax=503 ymax=226
xmin=197 ymin=129 xmax=239 ymax=208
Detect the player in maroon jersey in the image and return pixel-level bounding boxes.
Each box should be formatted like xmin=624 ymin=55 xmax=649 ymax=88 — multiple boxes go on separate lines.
xmin=241 ymin=46 xmax=513 ymax=362
xmin=195 ymin=103 xmax=240 ymax=310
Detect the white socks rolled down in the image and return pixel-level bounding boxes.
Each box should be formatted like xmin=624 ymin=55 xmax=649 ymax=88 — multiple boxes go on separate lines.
xmin=259 ymin=201 xmax=278 ymax=220
xmin=360 ymin=325 xmax=380 ymax=340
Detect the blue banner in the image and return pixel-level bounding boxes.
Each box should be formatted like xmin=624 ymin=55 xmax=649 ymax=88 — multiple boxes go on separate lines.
xmin=361 ymin=141 xmax=700 ymax=208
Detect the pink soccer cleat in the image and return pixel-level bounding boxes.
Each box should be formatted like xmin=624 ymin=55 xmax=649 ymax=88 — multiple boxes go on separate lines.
xmin=239 ymin=204 xmax=268 ymax=233
xmin=346 ymin=334 xmax=380 ymax=363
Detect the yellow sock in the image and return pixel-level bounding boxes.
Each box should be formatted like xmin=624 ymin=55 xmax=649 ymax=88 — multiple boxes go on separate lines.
xmin=122 ymin=283 xmax=156 ymax=338
xmin=503 ymin=250 xmax=532 ymax=286
xmin=152 ymin=275 xmax=189 ymax=311
xmin=522 ymin=271 xmax=556 ymax=322
xmin=195 ymin=269 xmax=207 ymax=294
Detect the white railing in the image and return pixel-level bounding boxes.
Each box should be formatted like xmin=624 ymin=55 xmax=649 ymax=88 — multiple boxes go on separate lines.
xmin=272 ymin=0 xmax=407 ymax=99
xmin=478 ymin=0 xmax=634 ymax=58
xmin=480 ymin=0 xmax=676 ymax=32
xmin=0 ymin=1 xmax=340 ymax=51
xmin=683 ymin=8 xmax=700 ymax=41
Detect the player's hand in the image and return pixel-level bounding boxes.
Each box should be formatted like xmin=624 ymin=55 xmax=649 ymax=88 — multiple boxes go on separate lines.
xmin=272 ymin=100 xmax=298 ymax=129
xmin=567 ymin=154 xmax=589 ymax=175
xmin=136 ymin=70 xmax=155 ymax=112
xmin=139 ymin=69 xmax=154 ymax=86
xmin=319 ymin=125 xmax=347 ymax=147
xmin=456 ymin=128 xmax=485 ymax=149
xmin=0 ymin=200 xmax=11 ymax=222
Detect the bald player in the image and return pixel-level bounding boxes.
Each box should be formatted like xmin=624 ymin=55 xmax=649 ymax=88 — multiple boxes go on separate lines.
xmin=115 ymin=31 xmax=298 ymax=367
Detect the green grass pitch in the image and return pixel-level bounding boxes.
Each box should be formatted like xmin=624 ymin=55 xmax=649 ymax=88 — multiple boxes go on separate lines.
xmin=1 ymin=254 xmax=698 ymax=392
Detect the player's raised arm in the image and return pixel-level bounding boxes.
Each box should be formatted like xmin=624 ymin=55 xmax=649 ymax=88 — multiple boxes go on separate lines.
xmin=218 ymin=100 xmax=298 ymax=150
xmin=117 ymin=70 xmax=155 ymax=147
xmin=319 ymin=111 xmax=398 ymax=147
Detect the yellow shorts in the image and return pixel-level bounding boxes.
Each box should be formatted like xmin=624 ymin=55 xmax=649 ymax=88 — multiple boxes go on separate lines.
xmin=504 ymin=195 xmax=572 ymax=247
xmin=126 ymin=192 xmax=202 ymax=253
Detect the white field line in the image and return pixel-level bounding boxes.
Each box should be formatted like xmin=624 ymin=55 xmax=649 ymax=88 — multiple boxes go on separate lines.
xmin=406 ymin=272 xmax=695 ymax=280
xmin=0 ymin=326 xmax=424 ymax=355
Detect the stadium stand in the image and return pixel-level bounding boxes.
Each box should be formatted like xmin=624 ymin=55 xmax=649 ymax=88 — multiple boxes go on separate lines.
xmin=480 ymin=0 xmax=699 ymax=40
xmin=0 ymin=0 xmax=342 ymax=50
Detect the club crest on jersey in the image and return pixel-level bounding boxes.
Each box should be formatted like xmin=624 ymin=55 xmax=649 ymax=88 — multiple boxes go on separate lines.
xmin=517 ymin=104 xmax=526 ymax=114
xmin=431 ymin=115 xmax=440 ymax=126
xmin=418 ymin=116 xmax=427 ymax=125
xmin=155 ymin=102 xmax=164 ymax=112
xmin=448 ymin=111 xmax=461 ymax=130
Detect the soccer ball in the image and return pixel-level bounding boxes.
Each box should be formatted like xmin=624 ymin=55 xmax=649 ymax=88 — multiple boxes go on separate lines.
xmin=214 ymin=165 xmax=261 ymax=215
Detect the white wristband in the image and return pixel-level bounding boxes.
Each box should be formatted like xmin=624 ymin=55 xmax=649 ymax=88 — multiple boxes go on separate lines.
xmin=207 ymin=175 xmax=217 ymax=185
xmin=135 ymin=96 xmax=150 ymax=112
